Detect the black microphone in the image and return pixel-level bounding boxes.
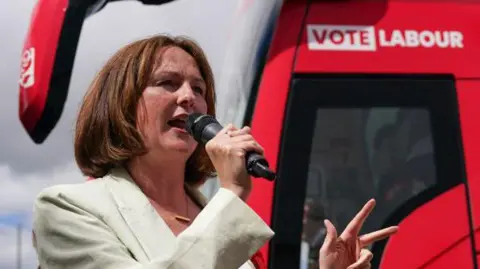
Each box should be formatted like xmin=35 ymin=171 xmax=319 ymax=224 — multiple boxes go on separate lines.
xmin=186 ymin=113 xmax=276 ymax=181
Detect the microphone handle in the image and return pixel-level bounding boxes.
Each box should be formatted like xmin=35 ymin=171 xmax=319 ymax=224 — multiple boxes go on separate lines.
xmin=245 ymin=152 xmax=276 ymax=181
xmin=200 ymin=123 xmax=276 ymax=181
xmin=201 ymin=123 xmax=223 ymax=143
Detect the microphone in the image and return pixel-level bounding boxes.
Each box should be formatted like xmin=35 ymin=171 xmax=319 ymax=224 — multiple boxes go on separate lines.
xmin=186 ymin=113 xmax=276 ymax=181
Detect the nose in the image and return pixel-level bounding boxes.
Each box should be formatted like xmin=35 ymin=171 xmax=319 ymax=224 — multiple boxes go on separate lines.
xmin=177 ymin=83 xmax=196 ymax=109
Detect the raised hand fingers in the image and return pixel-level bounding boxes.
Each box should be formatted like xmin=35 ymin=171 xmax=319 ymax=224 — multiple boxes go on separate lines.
xmin=359 ymin=226 xmax=399 ymax=247
xmin=341 ymin=199 xmax=376 ymax=239
xmin=319 ymin=219 xmax=338 ymax=253
xmin=346 ymin=248 xmax=373 ymax=269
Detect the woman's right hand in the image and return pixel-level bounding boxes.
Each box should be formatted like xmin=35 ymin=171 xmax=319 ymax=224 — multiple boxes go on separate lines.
xmin=205 ymin=124 xmax=264 ymax=201
xmin=318 ymin=200 xmax=398 ymax=269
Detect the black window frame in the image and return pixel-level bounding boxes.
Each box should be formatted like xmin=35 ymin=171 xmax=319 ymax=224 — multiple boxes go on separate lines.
xmin=267 ymin=74 xmax=472 ymax=269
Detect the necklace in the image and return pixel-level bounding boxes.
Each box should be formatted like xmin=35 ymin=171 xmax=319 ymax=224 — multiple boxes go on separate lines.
xmin=174 ymin=215 xmax=191 ymax=223
xmin=149 ymin=192 xmax=192 ymax=223
xmin=174 ymin=192 xmax=191 ymax=223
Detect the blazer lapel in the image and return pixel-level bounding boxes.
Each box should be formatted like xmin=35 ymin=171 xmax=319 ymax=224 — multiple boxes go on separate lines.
xmin=104 ymin=168 xmax=176 ymax=260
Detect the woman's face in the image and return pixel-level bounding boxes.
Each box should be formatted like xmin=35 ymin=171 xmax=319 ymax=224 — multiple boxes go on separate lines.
xmin=138 ymin=46 xmax=208 ymax=161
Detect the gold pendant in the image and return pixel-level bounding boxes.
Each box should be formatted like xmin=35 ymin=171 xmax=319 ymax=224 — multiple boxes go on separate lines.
xmin=174 ymin=215 xmax=191 ymax=222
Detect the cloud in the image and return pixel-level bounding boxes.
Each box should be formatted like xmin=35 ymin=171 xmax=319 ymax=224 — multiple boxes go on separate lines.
xmin=0 ymin=0 xmax=237 ymax=175
xmin=0 ymin=213 xmax=29 ymax=228
xmin=0 ymin=223 xmax=38 ymax=269
xmin=0 ymin=1 xmax=243 ymax=267
xmin=0 ymin=161 xmax=85 ymax=269
xmin=0 ymin=162 xmax=84 ymax=215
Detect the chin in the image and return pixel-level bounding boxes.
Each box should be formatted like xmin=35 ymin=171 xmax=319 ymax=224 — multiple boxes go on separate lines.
xmin=164 ymin=139 xmax=196 ymax=154
xmin=157 ymin=131 xmax=197 ymax=154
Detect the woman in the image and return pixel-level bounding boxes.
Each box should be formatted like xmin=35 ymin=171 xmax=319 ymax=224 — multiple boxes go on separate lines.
xmin=32 ymin=34 xmax=397 ymax=269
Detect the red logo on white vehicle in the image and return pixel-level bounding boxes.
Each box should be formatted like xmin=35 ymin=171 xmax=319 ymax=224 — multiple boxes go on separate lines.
xmin=19 ymin=47 xmax=35 ymax=88
xmin=307 ymin=24 xmax=464 ymax=51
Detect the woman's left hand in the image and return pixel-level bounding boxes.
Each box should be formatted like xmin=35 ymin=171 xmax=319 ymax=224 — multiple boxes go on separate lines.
xmin=318 ymin=199 xmax=398 ymax=269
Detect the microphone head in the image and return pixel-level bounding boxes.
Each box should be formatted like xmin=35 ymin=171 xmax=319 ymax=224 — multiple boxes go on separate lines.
xmin=186 ymin=113 xmax=218 ymax=142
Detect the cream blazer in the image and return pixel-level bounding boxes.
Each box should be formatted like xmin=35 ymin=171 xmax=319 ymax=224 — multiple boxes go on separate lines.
xmin=32 ymin=168 xmax=274 ymax=269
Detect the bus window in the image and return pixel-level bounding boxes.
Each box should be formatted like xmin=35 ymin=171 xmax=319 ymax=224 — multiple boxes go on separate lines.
xmin=268 ymin=75 xmax=468 ymax=269
xmin=302 ymin=107 xmax=435 ymax=268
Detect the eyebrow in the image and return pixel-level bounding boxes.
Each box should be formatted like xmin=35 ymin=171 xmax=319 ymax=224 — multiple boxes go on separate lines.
xmin=153 ymin=71 xmax=205 ymax=85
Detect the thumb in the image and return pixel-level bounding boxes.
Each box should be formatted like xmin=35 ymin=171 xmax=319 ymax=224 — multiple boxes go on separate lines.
xmin=320 ymin=219 xmax=338 ymax=251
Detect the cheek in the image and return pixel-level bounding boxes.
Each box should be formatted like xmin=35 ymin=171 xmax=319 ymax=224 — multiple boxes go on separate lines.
xmin=195 ymin=98 xmax=209 ymax=114
xmin=138 ymin=91 xmax=173 ymax=133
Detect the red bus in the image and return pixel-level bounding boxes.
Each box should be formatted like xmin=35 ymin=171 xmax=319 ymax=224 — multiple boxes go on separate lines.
xmin=18 ymin=0 xmax=480 ymax=268
xmin=245 ymin=0 xmax=480 ymax=268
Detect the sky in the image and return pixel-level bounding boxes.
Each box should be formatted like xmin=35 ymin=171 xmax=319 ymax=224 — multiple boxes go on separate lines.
xmin=0 ymin=0 xmax=241 ymax=268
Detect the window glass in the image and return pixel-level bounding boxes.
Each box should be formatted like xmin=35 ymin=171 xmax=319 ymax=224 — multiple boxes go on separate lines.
xmin=301 ymin=108 xmax=436 ymax=268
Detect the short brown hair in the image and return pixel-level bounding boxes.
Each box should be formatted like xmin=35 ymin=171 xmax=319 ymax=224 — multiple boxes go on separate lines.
xmin=74 ymin=34 xmax=216 ymax=185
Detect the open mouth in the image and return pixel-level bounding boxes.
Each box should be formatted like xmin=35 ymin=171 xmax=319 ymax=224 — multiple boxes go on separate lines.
xmin=167 ymin=115 xmax=187 ymax=130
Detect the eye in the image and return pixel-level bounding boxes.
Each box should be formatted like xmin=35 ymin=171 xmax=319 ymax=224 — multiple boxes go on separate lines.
xmin=193 ymin=86 xmax=205 ymax=95
xmin=157 ymin=80 xmax=173 ymax=86
xmin=156 ymin=80 xmax=177 ymax=91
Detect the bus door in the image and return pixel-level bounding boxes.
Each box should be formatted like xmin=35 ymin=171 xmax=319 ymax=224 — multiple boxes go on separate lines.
xmin=247 ymin=0 xmax=480 ymax=268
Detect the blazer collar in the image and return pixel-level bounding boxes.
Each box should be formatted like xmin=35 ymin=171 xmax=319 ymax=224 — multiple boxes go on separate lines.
xmin=104 ymin=167 xmax=208 ymax=260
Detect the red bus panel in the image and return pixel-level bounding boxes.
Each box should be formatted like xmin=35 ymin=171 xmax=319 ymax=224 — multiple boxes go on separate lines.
xmin=294 ymin=0 xmax=480 ymax=78
xmin=247 ymin=0 xmax=308 ymax=261
xmin=248 ymin=0 xmax=480 ymax=268
xmin=457 ymin=80 xmax=480 ymax=253
xmin=258 ymin=75 xmax=473 ymax=268
xmin=421 ymin=238 xmax=474 ymax=269
xmin=380 ymin=185 xmax=472 ymax=268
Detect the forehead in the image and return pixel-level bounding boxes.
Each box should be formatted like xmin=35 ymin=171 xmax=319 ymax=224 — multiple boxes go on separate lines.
xmin=154 ymin=46 xmax=201 ymax=75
